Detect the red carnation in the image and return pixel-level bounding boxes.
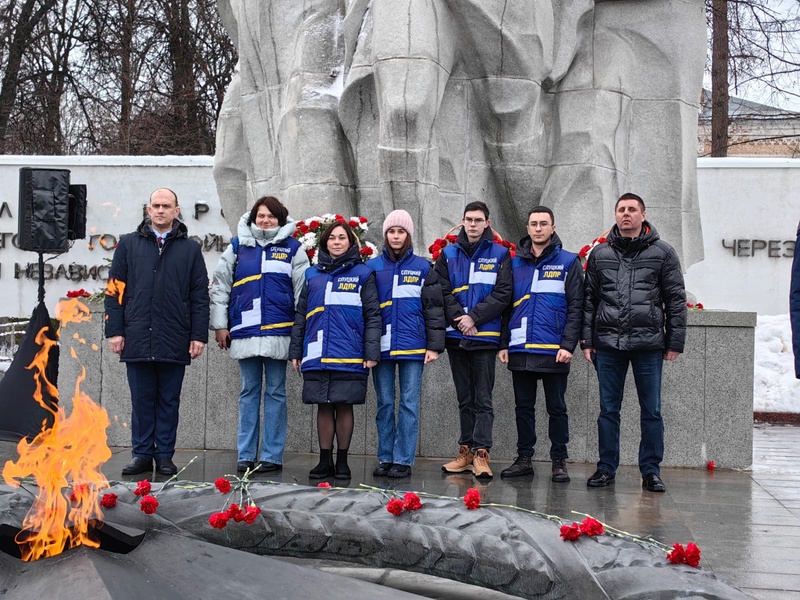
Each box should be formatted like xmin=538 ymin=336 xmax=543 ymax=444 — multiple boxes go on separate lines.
xmin=317 ymin=482 xmax=331 ymax=488
xmin=402 ymin=492 xmax=422 ymax=511
xmin=464 ymin=488 xmax=481 ymax=510
xmin=139 ymin=494 xmax=159 ymax=514
xmin=431 ymin=249 xmax=441 ymax=261
xmin=707 ymin=460 xmax=715 ymax=472
xmin=560 ymin=523 xmax=582 ymax=541
xmin=227 ymin=503 xmax=246 ymax=523
xmin=349 ymin=219 xmax=360 ymax=228
xmin=134 ymin=479 xmax=151 ymax=497
xmin=579 ymin=516 xmax=604 ymax=537
xmin=308 ymin=248 xmax=316 ymax=260
xmin=684 ymin=542 xmax=701 ymax=567
xmin=309 ymin=220 xmax=320 ymax=229
xmin=298 ymin=224 xmax=309 ymax=234
xmin=296 ymin=220 xmax=306 ymax=227
xmin=667 ymin=543 xmax=686 ymax=564
xmin=579 ymin=245 xmax=591 ymax=258
xmin=445 ymin=235 xmax=457 ymax=244
xmin=359 ymin=246 xmax=373 ymax=257
xmin=215 ymin=477 xmax=231 ymax=494
xmin=359 ymin=216 xmax=368 ymax=224
xmin=242 ymin=505 xmax=261 ymax=524
xmin=696 ymin=303 xmax=704 ymax=309
xmin=70 ymin=483 xmax=89 ymax=502
xmin=386 ymin=498 xmax=404 ymax=516
xmin=209 ymin=511 xmax=229 ymax=529
xmin=100 ymin=493 xmax=118 ymax=508
xmin=686 ymin=302 xmax=694 ymax=308
xmin=335 ymin=214 xmax=346 ymax=223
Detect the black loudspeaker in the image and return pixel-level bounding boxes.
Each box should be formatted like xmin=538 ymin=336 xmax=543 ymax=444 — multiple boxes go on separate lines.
xmin=68 ymin=184 xmax=87 ymax=240
xmin=18 ymin=168 xmax=73 ymax=254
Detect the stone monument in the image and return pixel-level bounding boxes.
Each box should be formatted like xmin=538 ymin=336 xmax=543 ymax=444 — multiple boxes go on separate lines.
xmin=213 ymin=0 xmax=706 ymax=265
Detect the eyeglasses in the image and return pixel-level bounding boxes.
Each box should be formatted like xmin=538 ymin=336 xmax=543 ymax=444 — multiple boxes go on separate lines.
xmin=463 ymin=217 xmax=486 ymax=225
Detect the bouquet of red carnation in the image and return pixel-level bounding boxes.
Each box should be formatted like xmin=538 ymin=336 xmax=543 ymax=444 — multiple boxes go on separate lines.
xmin=578 ymin=230 xmax=610 ymax=271
xmin=293 ymin=214 xmax=376 ymax=264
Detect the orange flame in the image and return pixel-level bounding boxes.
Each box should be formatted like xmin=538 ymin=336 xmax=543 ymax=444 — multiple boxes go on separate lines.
xmin=1 ymin=299 xmax=111 ymax=561
xmin=105 ymin=278 xmax=126 ymax=305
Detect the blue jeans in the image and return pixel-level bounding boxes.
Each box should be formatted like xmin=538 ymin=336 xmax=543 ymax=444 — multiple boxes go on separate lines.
xmin=595 ymin=349 xmax=664 ymax=476
xmin=126 ymin=362 xmax=186 ymax=460
xmin=373 ymin=359 xmax=424 ymax=466
xmin=237 ymin=357 xmax=288 ymax=464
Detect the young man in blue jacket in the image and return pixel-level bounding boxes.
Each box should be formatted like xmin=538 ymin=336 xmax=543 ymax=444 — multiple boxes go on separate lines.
xmin=105 ymin=188 xmax=210 ymax=477
xmin=433 ymin=201 xmax=512 ymax=479
xmin=498 ymin=206 xmax=583 ymax=482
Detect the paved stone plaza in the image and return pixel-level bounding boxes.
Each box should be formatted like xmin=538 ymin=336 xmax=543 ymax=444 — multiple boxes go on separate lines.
xmin=81 ymin=423 xmax=798 ymax=600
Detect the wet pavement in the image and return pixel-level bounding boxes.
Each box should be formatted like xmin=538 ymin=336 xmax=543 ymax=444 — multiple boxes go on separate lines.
xmin=4 ymin=423 xmax=799 ymax=599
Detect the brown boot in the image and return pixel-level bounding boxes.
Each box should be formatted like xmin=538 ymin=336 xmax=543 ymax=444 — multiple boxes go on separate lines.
xmin=442 ymin=445 xmax=474 ymax=473
xmin=472 ymin=449 xmax=493 ymax=480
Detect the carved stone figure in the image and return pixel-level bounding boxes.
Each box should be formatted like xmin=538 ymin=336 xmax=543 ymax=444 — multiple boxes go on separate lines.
xmin=214 ymin=0 xmax=706 ymax=266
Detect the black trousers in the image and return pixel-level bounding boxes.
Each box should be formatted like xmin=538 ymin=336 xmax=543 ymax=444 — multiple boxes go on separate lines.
xmin=511 ymin=370 xmax=569 ymax=460
xmin=447 ymin=348 xmax=496 ymax=451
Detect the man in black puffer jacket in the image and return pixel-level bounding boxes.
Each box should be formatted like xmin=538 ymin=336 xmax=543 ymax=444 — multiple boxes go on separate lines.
xmin=581 ymin=193 xmax=686 ymax=493
xmin=105 ymin=189 xmax=210 ymax=477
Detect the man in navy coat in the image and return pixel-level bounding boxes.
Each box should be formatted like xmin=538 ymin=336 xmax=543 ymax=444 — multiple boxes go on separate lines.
xmin=105 ymin=188 xmax=209 ymax=476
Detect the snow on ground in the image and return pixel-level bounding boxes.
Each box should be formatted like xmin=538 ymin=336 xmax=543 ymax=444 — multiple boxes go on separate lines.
xmin=754 ymin=314 xmax=800 ymax=413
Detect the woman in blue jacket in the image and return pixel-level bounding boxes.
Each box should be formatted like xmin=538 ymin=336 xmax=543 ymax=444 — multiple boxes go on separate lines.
xmin=289 ymin=222 xmax=382 ymax=480
xmin=367 ymin=210 xmax=446 ymax=478
xmin=210 ymin=196 xmax=309 ymax=474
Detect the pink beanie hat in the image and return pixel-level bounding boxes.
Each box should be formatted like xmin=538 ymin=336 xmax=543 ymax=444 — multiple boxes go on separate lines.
xmin=382 ymin=209 xmax=414 ymax=237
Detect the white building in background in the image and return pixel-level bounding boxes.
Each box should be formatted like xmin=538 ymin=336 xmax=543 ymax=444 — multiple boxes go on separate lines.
xmin=0 ymin=155 xmax=797 ymax=318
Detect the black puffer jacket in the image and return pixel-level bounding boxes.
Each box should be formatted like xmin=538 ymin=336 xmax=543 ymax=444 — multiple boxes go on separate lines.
xmin=581 ymin=222 xmax=686 ymax=353
xmin=105 ymin=218 xmax=210 ymax=364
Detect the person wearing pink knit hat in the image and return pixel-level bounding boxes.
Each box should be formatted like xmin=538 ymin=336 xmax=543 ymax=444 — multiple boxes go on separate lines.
xmin=366 ymin=209 xmax=446 ymax=478
xmin=382 ymin=209 xmax=415 ymax=238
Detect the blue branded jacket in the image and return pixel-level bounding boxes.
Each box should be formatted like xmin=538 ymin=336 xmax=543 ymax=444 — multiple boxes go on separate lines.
xmin=507 ymin=235 xmax=581 ymax=356
xmin=367 ymin=247 xmax=445 ymax=360
xmin=791 ymin=220 xmax=800 ymax=378
xmin=289 ymin=244 xmax=381 ymax=373
xmin=432 ymin=227 xmax=511 ymax=348
xmin=228 ymin=236 xmax=302 ymax=339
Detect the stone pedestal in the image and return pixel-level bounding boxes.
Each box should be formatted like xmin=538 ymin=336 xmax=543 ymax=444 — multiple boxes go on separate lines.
xmin=58 ymin=304 xmax=754 ymax=468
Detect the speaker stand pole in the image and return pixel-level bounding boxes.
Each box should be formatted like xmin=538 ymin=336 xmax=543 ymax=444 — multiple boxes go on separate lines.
xmin=37 ymin=252 xmax=45 ymax=304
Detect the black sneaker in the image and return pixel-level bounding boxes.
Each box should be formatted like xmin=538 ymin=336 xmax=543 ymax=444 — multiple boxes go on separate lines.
xmin=551 ymin=458 xmax=570 ymax=483
xmin=255 ymin=461 xmax=282 ymax=473
xmin=373 ymin=462 xmax=393 ymax=477
xmin=587 ymin=469 xmax=615 ymax=487
xmin=388 ymin=464 xmax=411 ymax=478
xmin=237 ymin=460 xmax=255 ymax=473
xmin=500 ymin=455 xmax=534 ymax=478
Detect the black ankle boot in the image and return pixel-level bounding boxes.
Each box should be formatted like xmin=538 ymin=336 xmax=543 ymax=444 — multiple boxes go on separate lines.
xmin=309 ymin=449 xmax=335 ymax=479
xmin=335 ymin=448 xmax=351 ymax=480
